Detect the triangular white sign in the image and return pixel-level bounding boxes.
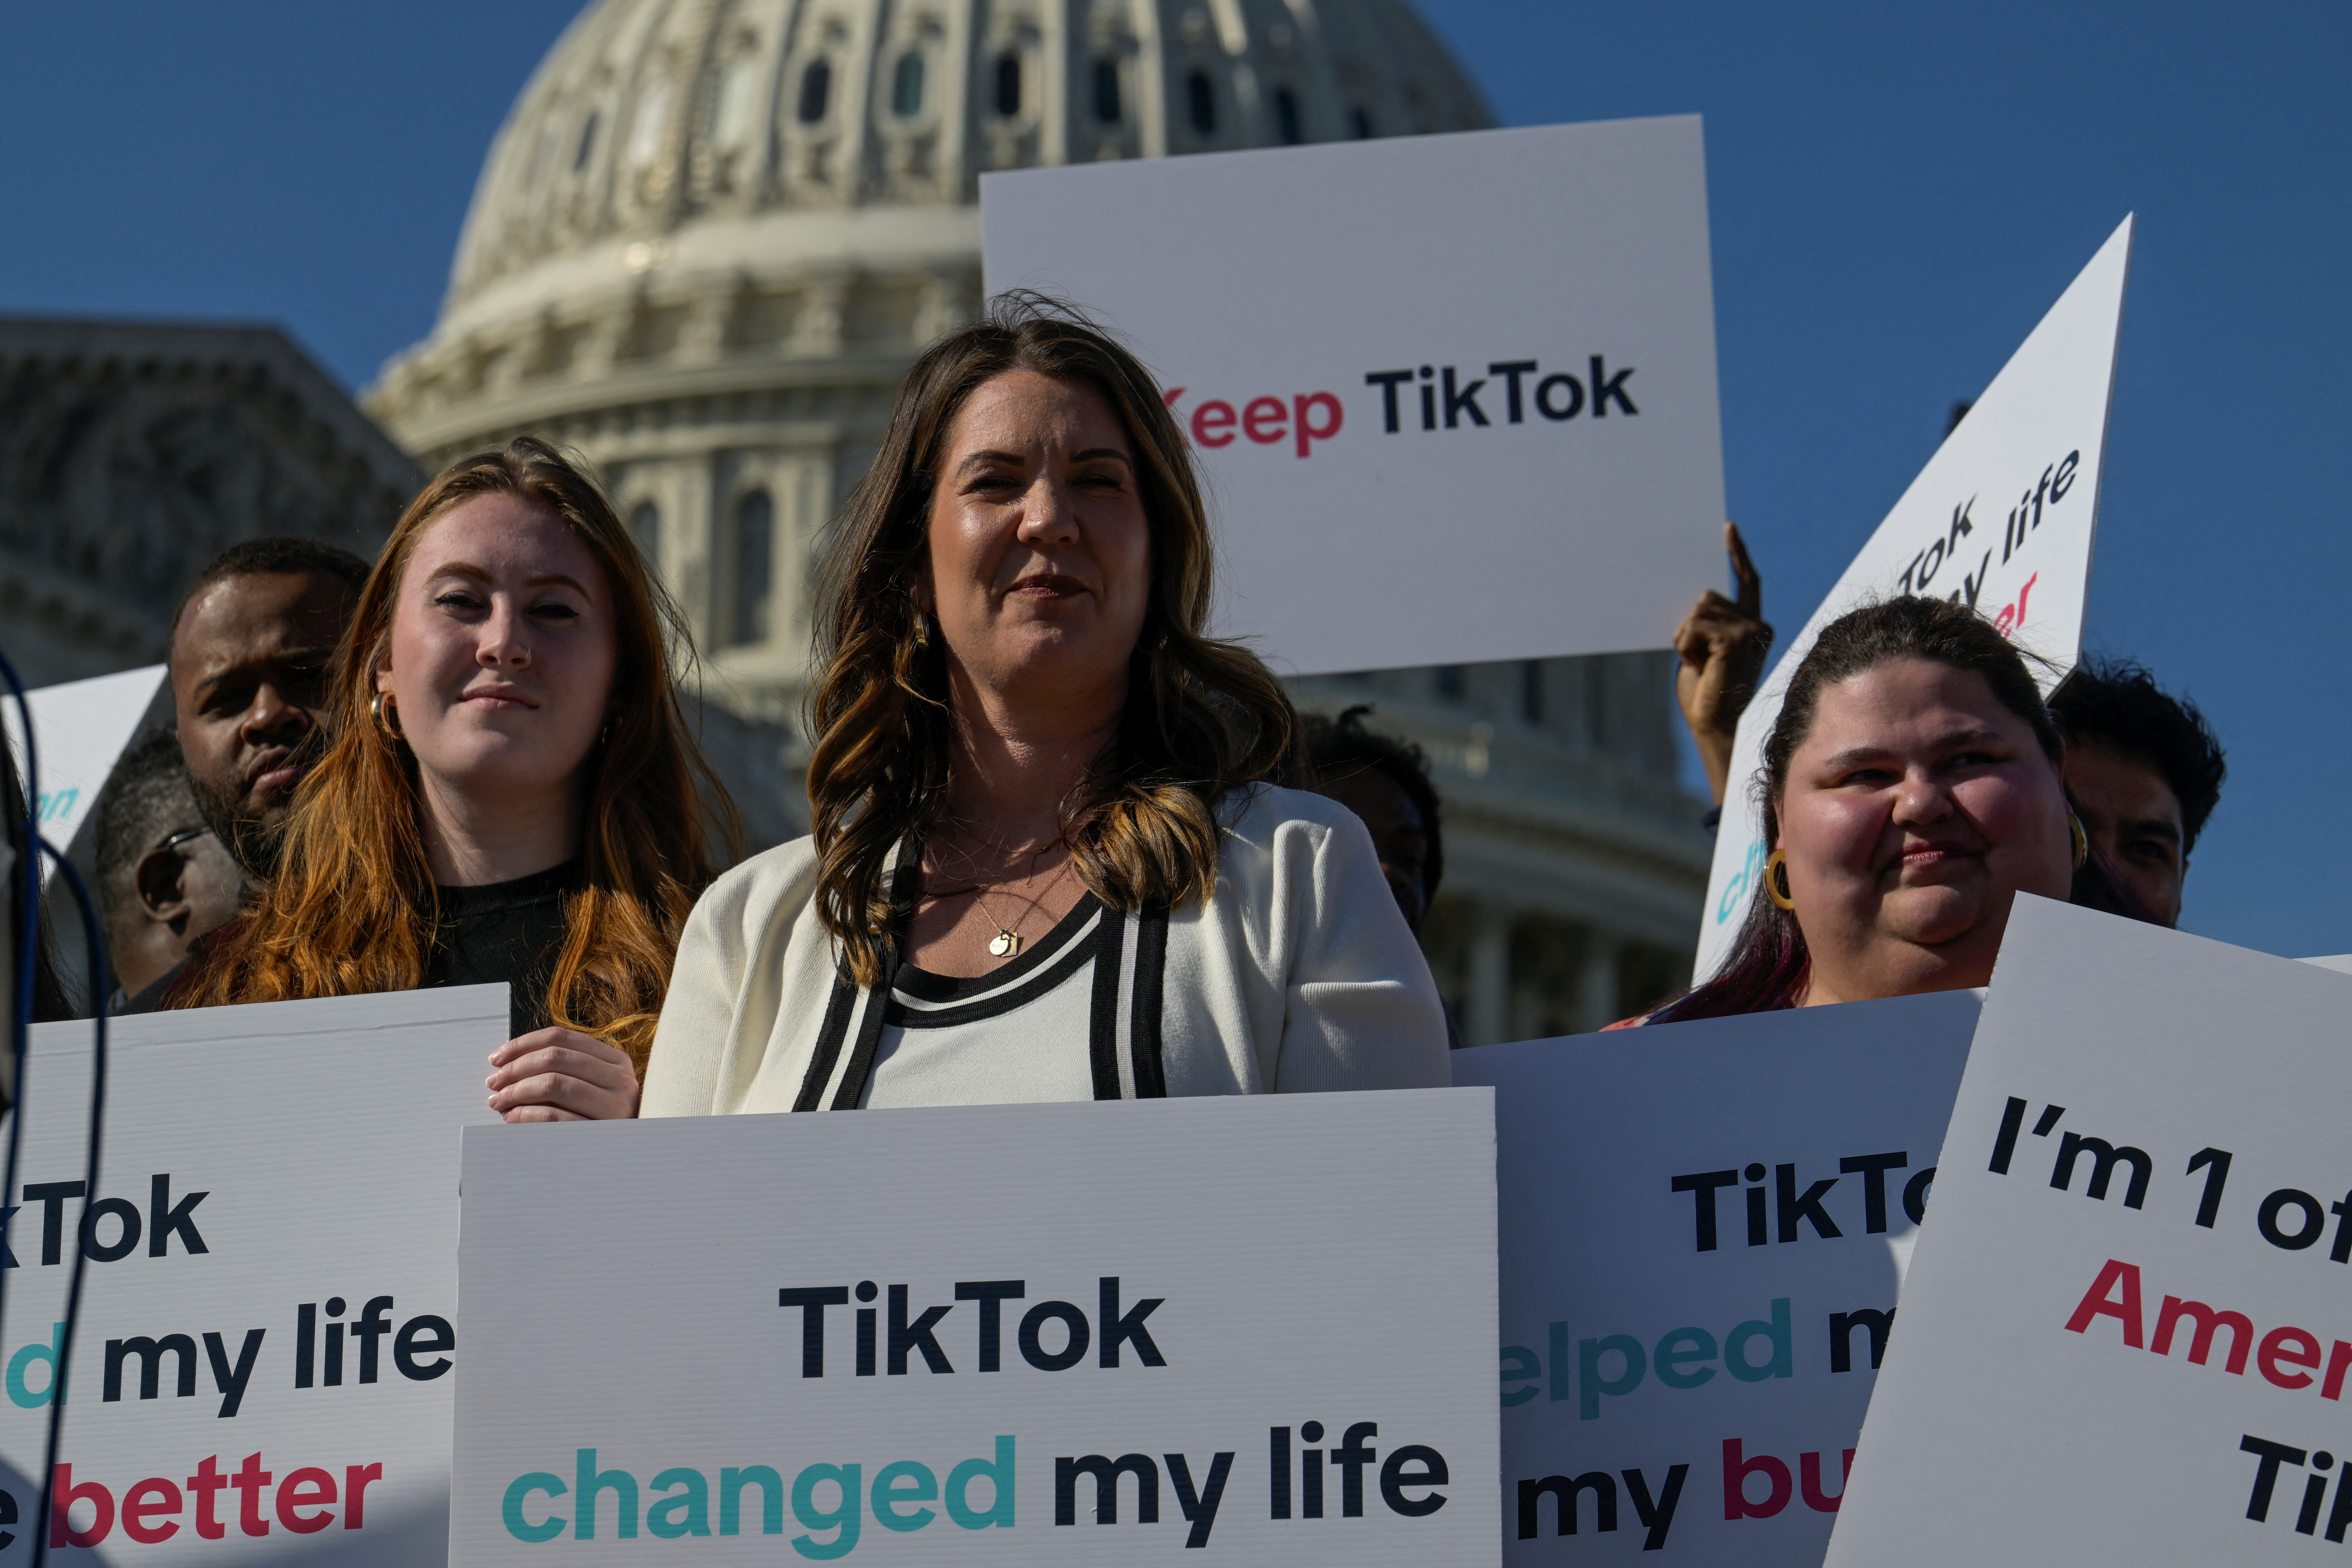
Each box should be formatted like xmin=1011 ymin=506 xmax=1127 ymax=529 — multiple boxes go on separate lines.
xmin=1695 ymin=216 xmax=2134 ymax=982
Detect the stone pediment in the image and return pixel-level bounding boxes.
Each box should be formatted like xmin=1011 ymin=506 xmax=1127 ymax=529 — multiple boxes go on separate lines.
xmin=0 ymin=317 xmax=422 ymax=683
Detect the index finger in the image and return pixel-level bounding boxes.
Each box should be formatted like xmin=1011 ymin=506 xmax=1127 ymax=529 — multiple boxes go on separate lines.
xmin=1725 ymin=521 xmax=1763 ymax=619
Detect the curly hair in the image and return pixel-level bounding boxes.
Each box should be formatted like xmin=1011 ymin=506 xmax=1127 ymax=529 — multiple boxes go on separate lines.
xmin=806 ymin=294 xmax=1297 ymax=987
xmin=1301 ymin=704 xmax=1443 ymax=904
xmin=2049 ymin=658 xmax=2227 ymax=854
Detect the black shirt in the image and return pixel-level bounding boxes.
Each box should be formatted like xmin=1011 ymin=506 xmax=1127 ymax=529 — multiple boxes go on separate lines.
xmin=425 ymin=860 xmax=583 ymax=1039
xmin=120 ymin=860 xmax=582 ymax=1032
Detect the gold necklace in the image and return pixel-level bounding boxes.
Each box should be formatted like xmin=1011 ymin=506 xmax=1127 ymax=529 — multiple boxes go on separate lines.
xmin=973 ymin=857 xmax=1077 ymax=958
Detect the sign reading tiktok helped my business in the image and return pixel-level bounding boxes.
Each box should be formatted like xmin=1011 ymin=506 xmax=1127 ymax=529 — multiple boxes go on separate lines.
xmin=0 ymin=987 xmax=504 ymax=1562
xmin=448 ymin=1091 xmax=1498 ymax=1565
xmin=1826 ymin=900 xmax=2352 ymax=1563
xmin=982 ymin=117 xmax=1726 ymax=674
xmin=1453 ymin=993 xmax=1976 ymax=1564
xmin=1694 ymin=216 xmax=2135 ymax=984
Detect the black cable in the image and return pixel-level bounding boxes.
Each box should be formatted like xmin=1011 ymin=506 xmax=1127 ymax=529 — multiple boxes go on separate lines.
xmin=0 ymin=650 xmax=110 ymax=1563
xmin=25 ymin=848 xmax=103 ymax=1568
xmin=0 ymin=648 xmax=41 ymax=1357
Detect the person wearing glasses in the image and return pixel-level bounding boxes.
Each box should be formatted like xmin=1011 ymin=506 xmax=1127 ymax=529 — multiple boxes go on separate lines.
xmin=92 ymin=727 xmax=247 ymax=1007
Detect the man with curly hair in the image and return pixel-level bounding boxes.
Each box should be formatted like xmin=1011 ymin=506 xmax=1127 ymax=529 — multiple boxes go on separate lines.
xmin=2049 ymin=658 xmax=2227 ymax=928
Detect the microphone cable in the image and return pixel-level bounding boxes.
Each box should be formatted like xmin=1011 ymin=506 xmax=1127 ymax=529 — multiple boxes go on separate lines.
xmin=0 ymin=649 xmax=113 ymax=1566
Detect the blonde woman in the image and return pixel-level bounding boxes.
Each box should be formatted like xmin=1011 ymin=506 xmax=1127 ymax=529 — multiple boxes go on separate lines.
xmin=643 ymin=300 xmax=1447 ymax=1113
xmin=177 ymin=437 xmax=735 ymax=1120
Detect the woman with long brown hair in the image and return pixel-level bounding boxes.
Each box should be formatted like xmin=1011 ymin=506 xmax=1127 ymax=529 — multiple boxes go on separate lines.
xmin=176 ymin=437 xmax=734 ymax=1119
xmin=641 ymin=298 xmax=1447 ymax=1114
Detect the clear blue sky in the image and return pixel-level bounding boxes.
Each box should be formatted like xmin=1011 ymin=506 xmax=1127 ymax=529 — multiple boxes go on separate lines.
xmin=5 ymin=1 xmax=2345 ymax=955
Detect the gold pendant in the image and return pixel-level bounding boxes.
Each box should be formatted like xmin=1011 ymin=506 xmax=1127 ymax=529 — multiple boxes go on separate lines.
xmin=989 ymin=929 xmax=1020 ymax=958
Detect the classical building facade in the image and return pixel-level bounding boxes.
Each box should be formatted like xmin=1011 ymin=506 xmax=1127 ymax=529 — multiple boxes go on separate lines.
xmin=367 ymin=0 xmax=1711 ymax=1039
xmin=0 ymin=318 xmax=421 ymax=688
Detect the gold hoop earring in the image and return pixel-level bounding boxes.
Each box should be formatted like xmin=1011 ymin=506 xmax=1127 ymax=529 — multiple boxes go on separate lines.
xmin=910 ymin=609 xmax=931 ymax=653
xmin=2069 ymin=812 xmax=2089 ymax=871
xmin=1765 ymin=849 xmax=1796 ymax=911
xmin=370 ymin=691 xmax=405 ymax=739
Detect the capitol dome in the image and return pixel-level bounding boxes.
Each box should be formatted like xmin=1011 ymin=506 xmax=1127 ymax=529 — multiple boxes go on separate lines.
xmin=368 ymin=0 xmax=1491 ymax=713
xmin=368 ymin=0 xmax=1716 ymax=1043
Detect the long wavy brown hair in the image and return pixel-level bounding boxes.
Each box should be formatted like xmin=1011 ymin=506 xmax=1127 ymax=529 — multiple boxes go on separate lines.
xmin=176 ymin=437 xmax=737 ymax=1065
xmin=810 ymin=294 xmax=1296 ymax=987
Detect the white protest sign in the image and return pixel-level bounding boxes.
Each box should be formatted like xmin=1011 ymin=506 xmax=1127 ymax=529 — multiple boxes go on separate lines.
xmin=449 ymin=1091 xmax=1498 ymax=1565
xmin=1825 ymin=898 xmax=2352 ymax=1562
xmin=0 ymin=986 xmax=504 ymax=1561
xmin=1695 ymin=218 xmax=2134 ymax=983
xmin=982 ymin=118 xmax=1725 ymax=673
xmin=1452 ymin=992 xmax=1975 ymax=1563
xmin=2 ymin=666 xmax=169 ymax=881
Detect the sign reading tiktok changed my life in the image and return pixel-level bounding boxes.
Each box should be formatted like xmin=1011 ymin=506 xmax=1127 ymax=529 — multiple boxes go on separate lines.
xmin=1453 ymin=995 xmax=1976 ymax=1564
xmin=982 ymin=117 xmax=1726 ymax=674
xmin=0 ymin=987 xmax=503 ymax=1562
xmin=1695 ymin=216 xmax=2135 ymax=984
xmin=448 ymin=1091 xmax=1498 ymax=1565
xmin=1825 ymin=899 xmax=2352 ymax=1563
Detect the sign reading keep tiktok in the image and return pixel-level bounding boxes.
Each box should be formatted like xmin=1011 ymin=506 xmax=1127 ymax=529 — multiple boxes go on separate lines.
xmin=983 ymin=116 xmax=1726 ymax=674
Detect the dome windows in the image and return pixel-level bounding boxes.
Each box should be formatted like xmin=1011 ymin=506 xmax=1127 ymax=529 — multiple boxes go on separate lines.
xmin=797 ymin=58 xmax=833 ymax=124
xmin=731 ymin=490 xmax=775 ymax=646
xmin=1273 ymin=85 xmax=1302 ymax=144
xmin=627 ymin=80 xmax=671 ymax=165
xmin=1091 ymin=57 xmax=1122 ymax=124
xmin=1186 ymin=69 xmax=1216 ymax=136
xmin=892 ymin=50 xmax=926 ymax=118
xmin=993 ymin=53 xmax=1023 ymax=118
xmin=712 ymin=58 xmax=759 ymax=147
xmin=573 ymin=110 xmax=601 ymax=172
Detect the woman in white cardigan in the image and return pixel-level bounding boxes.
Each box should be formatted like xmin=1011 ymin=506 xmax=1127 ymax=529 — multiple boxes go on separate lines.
xmin=641 ymin=299 xmax=1448 ymax=1114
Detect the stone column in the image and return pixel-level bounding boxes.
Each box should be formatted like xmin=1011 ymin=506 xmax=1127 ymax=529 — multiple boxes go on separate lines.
xmin=1465 ymin=902 xmax=1512 ymax=1049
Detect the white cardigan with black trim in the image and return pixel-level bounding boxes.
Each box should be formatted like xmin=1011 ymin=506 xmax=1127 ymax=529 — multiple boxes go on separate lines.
xmin=640 ymin=784 xmax=1451 ymax=1115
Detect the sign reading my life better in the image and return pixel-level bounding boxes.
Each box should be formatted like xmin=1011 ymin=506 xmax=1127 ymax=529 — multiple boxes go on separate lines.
xmin=1825 ymin=899 xmax=2352 ymax=1562
xmin=1452 ymin=991 xmax=1976 ymax=1564
xmin=2 ymin=665 xmax=169 ymax=881
xmin=982 ymin=117 xmax=1726 ymax=674
xmin=1694 ymin=216 xmax=2135 ymax=984
xmin=0 ymin=987 xmax=504 ymax=1563
xmin=448 ymin=1091 xmax=1498 ymax=1566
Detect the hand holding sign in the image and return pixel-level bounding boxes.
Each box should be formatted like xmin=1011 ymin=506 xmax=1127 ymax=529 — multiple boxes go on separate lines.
xmin=485 ymin=1026 xmax=642 ymax=1122
xmin=1675 ymin=522 xmax=1776 ymax=806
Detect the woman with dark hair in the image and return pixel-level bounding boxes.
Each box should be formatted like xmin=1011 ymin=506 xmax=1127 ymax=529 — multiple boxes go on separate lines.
xmin=174 ymin=437 xmax=737 ymax=1119
xmin=1624 ymin=595 xmax=2091 ymax=1025
xmin=641 ymin=298 xmax=1447 ymax=1113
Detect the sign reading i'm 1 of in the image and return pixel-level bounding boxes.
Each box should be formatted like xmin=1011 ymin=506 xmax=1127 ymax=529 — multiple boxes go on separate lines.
xmin=449 ymin=1091 xmax=1498 ymax=1565
xmin=1827 ymin=900 xmax=2352 ymax=1563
